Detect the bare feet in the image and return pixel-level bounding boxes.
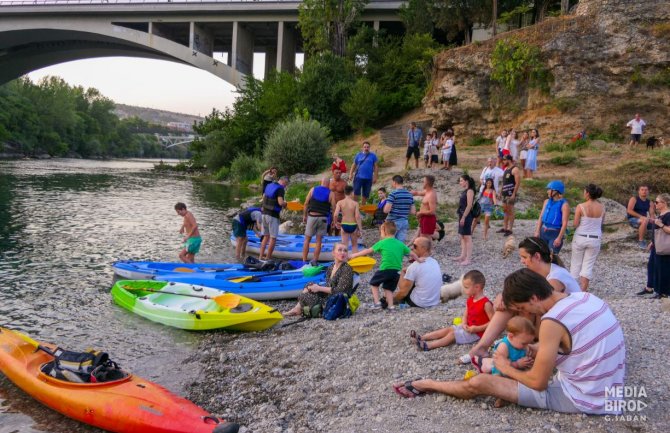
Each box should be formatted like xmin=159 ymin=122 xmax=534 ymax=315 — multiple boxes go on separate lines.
xmin=494 ymin=398 xmax=510 ymax=408
xmin=452 ymin=256 xmax=465 ymax=262
xmin=459 ymin=260 xmax=471 ymax=266
xmin=283 ymin=308 xmax=301 ymax=317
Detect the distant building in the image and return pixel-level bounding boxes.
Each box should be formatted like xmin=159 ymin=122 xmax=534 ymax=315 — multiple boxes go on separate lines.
xmin=166 ymin=122 xmax=193 ymax=132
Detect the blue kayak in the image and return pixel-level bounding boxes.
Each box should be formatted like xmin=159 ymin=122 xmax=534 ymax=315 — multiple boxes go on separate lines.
xmin=112 ymin=258 xmax=309 ymax=280
xmin=157 ymin=269 xmax=328 ymax=300
xmin=231 ymin=232 xmax=366 ymax=261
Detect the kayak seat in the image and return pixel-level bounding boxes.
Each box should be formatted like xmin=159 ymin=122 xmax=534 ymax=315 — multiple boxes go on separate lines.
xmin=40 ymin=361 xmax=128 ymax=383
xmin=181 ymin=299 xmax=220 ymax=312
xmin=230 ymin=303 xmax=253 ymax=314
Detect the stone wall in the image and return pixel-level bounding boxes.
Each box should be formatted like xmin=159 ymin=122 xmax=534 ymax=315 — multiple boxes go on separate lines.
xmin=423 ymin=0 xmax=670 ymax=142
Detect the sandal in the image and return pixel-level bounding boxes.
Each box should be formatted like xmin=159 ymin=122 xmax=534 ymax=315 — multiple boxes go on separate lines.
xmin=393 ymin=379 xmax=426 ymax=398
xmin=417 ymin=340 xmax=429 ymax=351
xmin=409 ymin=330 xmax=422 ymax=341
xmin=471 ymin=355 xmax=491 ymax=373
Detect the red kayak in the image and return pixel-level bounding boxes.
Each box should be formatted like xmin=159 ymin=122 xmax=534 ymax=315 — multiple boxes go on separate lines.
xmin=0 ymin=327 xmax=239 ymax=433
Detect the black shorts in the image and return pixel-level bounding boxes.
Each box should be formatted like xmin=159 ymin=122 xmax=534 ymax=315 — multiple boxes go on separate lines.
xmin=458 ymin=214 xmax=474 ymax=236
xmin=369 ymin=269 xmax=401 ymax=291
xmin=406 ymin=146 xmax=420 ymax=159
xmin=631 ymin=134 xmax=641 ymax=143
xmin=430 ymin=155 xmax=439 ymax=163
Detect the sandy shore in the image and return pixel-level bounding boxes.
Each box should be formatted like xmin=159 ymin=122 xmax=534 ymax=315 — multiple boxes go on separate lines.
xmin=186 ymin=214 xmax=670 ymax=433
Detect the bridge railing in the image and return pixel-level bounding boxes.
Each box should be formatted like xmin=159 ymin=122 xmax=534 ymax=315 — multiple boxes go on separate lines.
xmin=0 ymin=0 xmax=290 ymax=5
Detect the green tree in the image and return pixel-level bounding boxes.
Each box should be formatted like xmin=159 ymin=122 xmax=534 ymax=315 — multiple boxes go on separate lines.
xmin=341 ymin=78 xmax=380 ymax=130
xmin=298 ymin=53 xmax=356 ymax=139
xmin=399 ymin=0 xmax=436 ymax=35
xmin=433 ymin=0 xmax=491 ymax=44
xmin=298 ymin=0 xmax=369 ymax=56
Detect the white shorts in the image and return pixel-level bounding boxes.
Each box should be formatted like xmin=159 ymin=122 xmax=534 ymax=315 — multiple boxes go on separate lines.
xmin=453 ymin=325 xmax=481 ymax=345
xmin=517 ymin=378 xmax=581 ymax=413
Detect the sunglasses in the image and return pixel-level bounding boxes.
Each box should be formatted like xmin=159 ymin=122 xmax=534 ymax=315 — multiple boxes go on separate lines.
xmin=656 ymin=200 xmax=665 ymax=204
xmin=411 ymin=243 xmax=419 ymax=249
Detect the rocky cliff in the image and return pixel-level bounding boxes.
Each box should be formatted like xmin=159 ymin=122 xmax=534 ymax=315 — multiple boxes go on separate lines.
xmin=424 ymin=0 xmax=670 ymax=142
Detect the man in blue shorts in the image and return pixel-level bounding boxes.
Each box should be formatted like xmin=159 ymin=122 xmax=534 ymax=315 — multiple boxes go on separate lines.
xmin=349 ymin=141 xmax=378 ymax=205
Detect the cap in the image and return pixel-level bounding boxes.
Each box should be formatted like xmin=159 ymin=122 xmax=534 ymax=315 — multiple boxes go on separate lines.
xmin=503 ymin=154 xmax=514 ymax=161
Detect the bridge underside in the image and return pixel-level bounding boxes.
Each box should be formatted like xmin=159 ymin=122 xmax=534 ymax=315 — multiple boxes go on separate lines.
xmin=0 ymin=8 xmax=403 ymax=87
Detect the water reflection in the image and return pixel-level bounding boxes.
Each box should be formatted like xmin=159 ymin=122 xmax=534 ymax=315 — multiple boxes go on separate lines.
xmin=0 ymin=158 xmax=253 ymax=432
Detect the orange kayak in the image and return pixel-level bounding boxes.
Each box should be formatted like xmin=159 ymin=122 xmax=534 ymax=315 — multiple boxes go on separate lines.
xmin=0 ymin=327 xmax=239 ymax=433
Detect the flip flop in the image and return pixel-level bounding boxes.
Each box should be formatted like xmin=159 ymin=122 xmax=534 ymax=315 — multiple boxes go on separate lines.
xmin=392 ymin=379 xmax=425 ymax=398
xmin=409 ymin=330 xmax=422 ymax=341
xmin=417 ymin=340 xmax=429 ymax=351
xmin=470 ymin=355 xmax=491 ymax=373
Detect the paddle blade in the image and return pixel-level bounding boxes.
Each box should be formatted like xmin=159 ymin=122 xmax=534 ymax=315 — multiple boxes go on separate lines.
xmin=173 ymin=267 xmax=195 ymax=273
xmin=302 ymin=265 xmax=325 ymax=277
xmin=348 ymin=256 xmax=376 ymax=273
xmin=229 ymin=275 xmax=254 ymax=283
xmin=8 ymin=328 xmax=40 ymax=349
xmin=214 ymin=294 xmax=241 ymax=309
xmin=286 ymin=201 xmax=304 ymax=212
xmin=360 ymin=204 xmax=377 ymax=215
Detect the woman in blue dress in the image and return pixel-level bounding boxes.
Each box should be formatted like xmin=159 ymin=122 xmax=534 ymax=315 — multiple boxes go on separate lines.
xmin=524 ymin=128 xmax=540 ymax=179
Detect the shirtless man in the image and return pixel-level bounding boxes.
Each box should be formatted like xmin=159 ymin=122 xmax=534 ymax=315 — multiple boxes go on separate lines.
xmin=175 ymin=202 xmax=201 ymax=263
xmin=329 ymin=168 xmax=348 ymax=235
xmin=334 ymin=185 xmax=363 ymax=254
xmin=412 ymin=175 xmax=438 ymax=239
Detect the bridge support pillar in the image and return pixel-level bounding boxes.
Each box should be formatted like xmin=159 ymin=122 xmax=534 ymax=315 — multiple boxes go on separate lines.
xmin=232 ymin=21 xmax=254 ymax=76
xmin=191 ymin=22 xmax=214 ymax=56
xmin=265 ymin=46 xmax=277 ymax=77
xmin=277 ymin=21 xmax=296 ymax=73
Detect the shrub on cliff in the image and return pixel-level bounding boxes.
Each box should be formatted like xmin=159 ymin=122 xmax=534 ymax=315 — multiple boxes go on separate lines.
xmin=264 ymin=116 xmax=330 ymax=176
xmin=490 ymin=38 xmax=551 ymax=93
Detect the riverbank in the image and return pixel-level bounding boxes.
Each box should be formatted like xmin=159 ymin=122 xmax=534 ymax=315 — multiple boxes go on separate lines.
xmin=187 ymin=219 xmax=669 ymax=433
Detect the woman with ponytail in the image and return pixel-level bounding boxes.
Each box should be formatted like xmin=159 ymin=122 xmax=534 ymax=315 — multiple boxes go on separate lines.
xmin=569 ymin=184 xmax=605 ymax=291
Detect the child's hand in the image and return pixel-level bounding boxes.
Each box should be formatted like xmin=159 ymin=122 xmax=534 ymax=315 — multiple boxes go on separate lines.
xmin=516 ymin=356 xmax=534 ymax=369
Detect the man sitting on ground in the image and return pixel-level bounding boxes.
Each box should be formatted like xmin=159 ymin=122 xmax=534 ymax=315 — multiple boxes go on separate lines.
xmin=627 ymin=185 xmax=655 ymax=249
xmin=393 ymin=237 xmax=441 ymax=308
xmin=393 ymin=268 xmax=626 ymax=416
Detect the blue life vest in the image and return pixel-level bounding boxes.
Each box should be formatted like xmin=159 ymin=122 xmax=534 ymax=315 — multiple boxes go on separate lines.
xmin=542 ymin=198 xmax=566 ymax=229
xmin=307 ymin=186 xmax=331 ymax=216
xmin=262 ymin=182 xmax=284 ymax=214
xmin=238 ymin=207 xmax=261 ymax=227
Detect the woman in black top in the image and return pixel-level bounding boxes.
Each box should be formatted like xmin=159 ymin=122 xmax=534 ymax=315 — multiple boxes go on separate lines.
xmin=455 ymin=174 xmax=476 ymax=265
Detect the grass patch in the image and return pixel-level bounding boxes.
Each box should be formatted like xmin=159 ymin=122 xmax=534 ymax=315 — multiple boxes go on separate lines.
xmin=544 ymin=142 xmax=565 ymax=153
xmin=467 ymin=135 xmax=490 ymax=147
xmin=650 ymin=22 xmax=670 ymax=38
xmin=285 ymin=182 xmax=311 ymax=203
xmin=549 ymin=151 xmax=579 ymax=166
xmin=549 ymin=97 xmax=580 ymax=113
xmin=589 ymin=124 xmax=623 ymax=143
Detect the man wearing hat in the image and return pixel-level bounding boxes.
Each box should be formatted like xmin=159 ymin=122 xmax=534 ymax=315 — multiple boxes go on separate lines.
xmin=499 ymin=155 xmax=521 ymax=236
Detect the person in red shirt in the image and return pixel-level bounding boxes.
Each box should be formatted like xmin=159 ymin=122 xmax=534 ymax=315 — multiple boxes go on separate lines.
xmin=332 ymin=154 xmax=347 ymax=175
xmin=408 ymin=270 xmax=493 ymax=351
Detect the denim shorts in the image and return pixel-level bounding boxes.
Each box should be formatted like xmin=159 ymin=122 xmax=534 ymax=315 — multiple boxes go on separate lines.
xmin=353 ymin=177 xmax=372 ymax=199
xmin=390 ymin=218 xmax=409 ymax=242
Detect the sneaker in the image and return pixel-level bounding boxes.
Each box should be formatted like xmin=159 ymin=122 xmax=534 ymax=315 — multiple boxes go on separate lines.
xmin=380 ymin=298 xmax=388 ymax=310
xmin=459 ymin=354 xmax=472 ymax=364
xmin=636 ymin=289 xmax=654 ymax=296
xmin=387 ymin=305 xmax=396 ymax=311
xmin=368 ymin=302 xmax=382 ymax=310
xmin=496 ymin=228 xmax=506 ymax=233
xmin=638 ymin=240 xmax=647 ymax=249
xmin=503 ymin=230 xmax=513 ymax=236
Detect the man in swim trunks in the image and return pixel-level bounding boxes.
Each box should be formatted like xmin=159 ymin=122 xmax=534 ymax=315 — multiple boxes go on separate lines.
xmin=175 ymin=202 xmax=201 ymax=263
xmin=334 ymin=185 xmax=363 ymax=254
xmin=329 ymin=167 xmax=348 ymax=235
xmin=412 ymin=175 xmax=438 ymax=240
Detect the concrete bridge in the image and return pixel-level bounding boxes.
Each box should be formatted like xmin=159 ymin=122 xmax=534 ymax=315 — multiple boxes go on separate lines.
xmin=0 ymin=0 xmax=404 ymax=87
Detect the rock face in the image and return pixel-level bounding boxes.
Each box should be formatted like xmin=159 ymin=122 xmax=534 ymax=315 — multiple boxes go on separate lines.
xmin=424 ymin=0 xmax=670 ymax=142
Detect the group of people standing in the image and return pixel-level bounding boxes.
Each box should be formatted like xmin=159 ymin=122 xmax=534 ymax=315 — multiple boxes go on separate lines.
xmin=495 ymin=128 xmax=541 ymax=179
xmin=406 ymin=122 xmax=458 ymax=171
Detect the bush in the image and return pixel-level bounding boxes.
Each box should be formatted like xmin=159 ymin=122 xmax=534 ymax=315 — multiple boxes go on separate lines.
xmin=342 ymin=78 xmax=380 ymax=131
xmin=550 ymin=151 xmax=578 ymax=166
xmin=215 ymin=166 xmax=230 ymax=180
xmin=264 ymin=116 xmax=331 ymax=176
xmin=490 ymin=38 xmax=551 ymax=93
xmin=230 ymin=154 xmax=264 ymax=182
xmin=467 ymin=135 xmax=490 ymax=146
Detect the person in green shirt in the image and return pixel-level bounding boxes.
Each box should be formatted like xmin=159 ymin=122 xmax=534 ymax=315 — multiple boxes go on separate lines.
xmin=351 ymin=221 xmax=418 ymax=310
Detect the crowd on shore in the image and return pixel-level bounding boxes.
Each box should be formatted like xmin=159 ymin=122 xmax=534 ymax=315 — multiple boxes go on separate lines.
xmin=175 ymin=115 xmax=669 ymax=419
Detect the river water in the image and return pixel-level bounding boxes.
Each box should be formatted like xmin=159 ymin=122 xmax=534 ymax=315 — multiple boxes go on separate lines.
xmin=0 ymin=158 xmax=253 ymax=433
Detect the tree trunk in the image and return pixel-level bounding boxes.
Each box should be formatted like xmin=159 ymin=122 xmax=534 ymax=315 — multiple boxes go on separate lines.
xmin=561 ymin=0 xmax=570 ymax=14
xmin=492 ymin=0 xmax=498 ymax=36
xmin=536 ymin=0 xmax=551 ymax=22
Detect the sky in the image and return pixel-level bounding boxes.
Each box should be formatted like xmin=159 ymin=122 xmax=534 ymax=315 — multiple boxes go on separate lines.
xmin=26 ymin=54 xmax=281 ymax=117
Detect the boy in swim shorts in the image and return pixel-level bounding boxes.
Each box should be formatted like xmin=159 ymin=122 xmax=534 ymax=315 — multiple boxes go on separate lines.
xmin=334 ymin=185 xmax=363 ymax=254
xmin=175 ymin=202 xmax=202 ymax=263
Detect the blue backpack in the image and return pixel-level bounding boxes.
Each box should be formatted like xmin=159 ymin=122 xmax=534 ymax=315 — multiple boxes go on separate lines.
xmin=323 ymin=293 xmax=352 ymax=321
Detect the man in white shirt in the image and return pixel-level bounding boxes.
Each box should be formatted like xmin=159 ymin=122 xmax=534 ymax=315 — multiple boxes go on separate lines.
xmin=479 ymin=157 xmax=504 ymax=196
xmin=626 ymin=113 xmax=646 ymax=147
xmin=394 ymin=237 xmax=441 ymax=308
xmin=495 ymin=129 xmax=508 ymax=166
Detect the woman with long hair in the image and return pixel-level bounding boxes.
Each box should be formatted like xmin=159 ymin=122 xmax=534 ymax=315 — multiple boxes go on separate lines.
xmin=454 ymin=174 xmax=476 ymax=265
xmin=524 ymin=129 xmax=540 ymax=178
xmin=570 ymin=184 xmax=605 ymax=291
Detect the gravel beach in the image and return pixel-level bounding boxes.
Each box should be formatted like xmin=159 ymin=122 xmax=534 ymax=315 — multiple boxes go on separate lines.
xmin=186 ymin=208 xmax=670 ymax=433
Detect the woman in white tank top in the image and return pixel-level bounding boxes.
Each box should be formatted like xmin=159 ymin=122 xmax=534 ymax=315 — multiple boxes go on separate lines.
xmin=569 ymin=184 xmax=605 ymax=291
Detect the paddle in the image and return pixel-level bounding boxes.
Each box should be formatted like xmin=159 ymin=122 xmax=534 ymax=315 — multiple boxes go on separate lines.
xmin=285 ymin=201 xmax=304 ymax=212
xmin=5 ymin=328 xmax=56 ymax=356
xmin=347 ymin=256 xmax=376 ymax=273
xmin=227 ymin=270 xmax=286 ymax=283
xmin=121 ymin=286 xmax=241 ymax=308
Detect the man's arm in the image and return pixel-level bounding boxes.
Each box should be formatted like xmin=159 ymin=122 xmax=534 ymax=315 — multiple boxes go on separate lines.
xmin=277 ymin=191 xmax=286 ymax=208
xmin=302 ymin=188 xmax=313 ymax=221
xmin=494 ymin=320 xmax=563 ymax=391
xmin=383 ymin=194 xmax=393 ymax=214
xmin=349 ymin=155 xmax=358 ymax=180
xmin=627 ymin=197 xmax=641 ymax=218
xmin=394 ymin=272 xmax=413 ymax=303
xmin=329 ymin=192 xmax=337 ymax=213
xmin=372 ymin=161 xmax=378 ymax=184
xmin=557 ymin=201 xmax=570 ymax=241
xmin=333 ymin=202 xmax=343 ymax=228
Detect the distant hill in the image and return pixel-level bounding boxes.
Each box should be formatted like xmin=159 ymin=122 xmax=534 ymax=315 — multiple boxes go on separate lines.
xmin=114 ymin=104 xmax=204 ymax=131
